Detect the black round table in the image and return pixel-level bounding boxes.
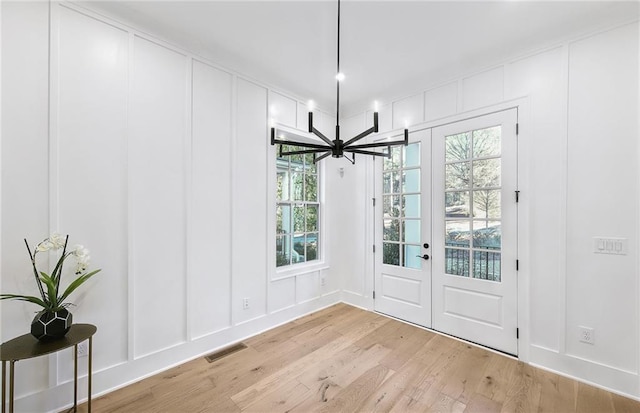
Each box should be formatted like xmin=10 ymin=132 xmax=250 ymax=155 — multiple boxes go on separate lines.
xmin=1 ymin=324 xmax=96 ymax=413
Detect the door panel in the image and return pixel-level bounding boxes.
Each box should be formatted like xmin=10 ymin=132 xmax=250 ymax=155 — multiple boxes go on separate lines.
xmin=432 ymin=109 xmax=518 ymax=355
xmin=374 ymin=130 xmax=431 ymax=327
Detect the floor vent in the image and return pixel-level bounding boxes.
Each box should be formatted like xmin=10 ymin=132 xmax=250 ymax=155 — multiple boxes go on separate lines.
xmin=204 ymin=343 xmax=247 ymax=363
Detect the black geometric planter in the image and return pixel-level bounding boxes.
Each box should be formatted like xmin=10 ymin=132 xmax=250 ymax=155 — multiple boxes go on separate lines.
xmin=31 ymin=309 xmax=73 ymax=341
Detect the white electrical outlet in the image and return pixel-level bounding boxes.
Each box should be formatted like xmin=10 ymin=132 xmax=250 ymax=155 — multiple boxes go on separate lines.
xmin=579 ymin=326 xmax=595 ymax=344
xmin=77 ymin=342 xmax=89 ymax=357
xmin=243 ymin=297 xmax=250 ymax=310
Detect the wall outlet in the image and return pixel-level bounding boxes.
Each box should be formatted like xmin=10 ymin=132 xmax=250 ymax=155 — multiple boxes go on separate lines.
xmin=77 ymin=342 xmax=88 ymax=357
xmin=579 ymin=326 xmax=595 ymax=344
xmin=243 ymin=297 xmax=250 ymax=310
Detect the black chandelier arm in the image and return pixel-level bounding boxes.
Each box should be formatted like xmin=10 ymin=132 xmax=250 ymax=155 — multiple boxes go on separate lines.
xmin=345 ymin=139 xmax=407 ymax=151
xmin=344 ymin=148 xmax=391 ymax=158
xmin=342 ymin=126 xmax=377 ymax=147
xmin=310 ymin=127 xmax=335 ymax=147
xmin=271 ymin=138 xmax=331 ymax=151
xmin=344 ymin=153 xmax=355 ymax=164
xmin=314 ymin=151 xmax=332 ymax=163
xmin=280 ymin=148 xmax=329 ymax=156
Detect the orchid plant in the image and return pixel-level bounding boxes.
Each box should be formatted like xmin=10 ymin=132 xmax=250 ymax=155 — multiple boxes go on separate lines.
xmin=0 ymin=233 xmax=101 ymax=312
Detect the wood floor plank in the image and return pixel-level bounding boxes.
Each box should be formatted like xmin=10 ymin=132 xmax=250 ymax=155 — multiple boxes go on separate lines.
xmin=79 ymin=305 xmax=640 ymax=413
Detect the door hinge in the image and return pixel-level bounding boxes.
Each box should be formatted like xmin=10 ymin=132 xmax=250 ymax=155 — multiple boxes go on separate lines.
xmin=373 ymin=245 xmax=376 ymax=253
xmin=516 ymin=123 xmax=519 ymax=136
xmin=517 ymin=328 xmax=519 ymax=339
xmin=373 ymin=291 xmax=376 ymax=299
xmin=515 ymin=190 xmax=520 ymax=203
xmin=372 ymin=198 xmax=376 ymax=207
xmin=516 ymin=259 xmax=520 ymax=271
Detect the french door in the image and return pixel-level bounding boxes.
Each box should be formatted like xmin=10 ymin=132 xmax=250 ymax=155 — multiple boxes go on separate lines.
xmin=374 ymin=109 xmax=519 ymax=355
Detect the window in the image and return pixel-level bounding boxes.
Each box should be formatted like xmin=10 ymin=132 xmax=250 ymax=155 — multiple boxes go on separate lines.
xmin=276 ymin=146 xmax=320 ymax=267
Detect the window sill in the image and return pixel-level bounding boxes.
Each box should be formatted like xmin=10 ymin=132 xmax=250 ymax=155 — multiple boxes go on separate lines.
xmin=273 ymin=261 xmax=330 ymax=281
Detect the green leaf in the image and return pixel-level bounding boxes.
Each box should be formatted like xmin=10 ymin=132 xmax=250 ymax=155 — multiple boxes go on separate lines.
xmin=58 ymin=269 xmax=101 ymax=304
xmin=39 ymin=271 xmax=59 ymax=307
xmin=0 ymin=294 xmax=50 ymax=309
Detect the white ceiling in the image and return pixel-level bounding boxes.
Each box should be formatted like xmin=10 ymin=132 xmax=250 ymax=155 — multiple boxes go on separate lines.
xmin=88 ymin=1 xmax=639 ymax=115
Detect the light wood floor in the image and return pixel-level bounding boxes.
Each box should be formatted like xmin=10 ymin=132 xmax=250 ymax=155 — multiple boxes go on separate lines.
xmin=80 ymin=303 xmax=640 ymax=412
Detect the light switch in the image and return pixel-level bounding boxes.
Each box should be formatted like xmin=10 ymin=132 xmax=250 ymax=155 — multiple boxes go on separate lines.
xmin=593 ymin=237 xmax=628 ymax=255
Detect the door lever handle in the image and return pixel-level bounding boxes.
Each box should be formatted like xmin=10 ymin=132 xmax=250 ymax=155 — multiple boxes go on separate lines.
xmin=416 ymin=254 xmax=430 ymax=260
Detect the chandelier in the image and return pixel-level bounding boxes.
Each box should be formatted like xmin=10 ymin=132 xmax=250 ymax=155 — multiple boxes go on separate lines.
xmin=270 ymin=0 xmax=408 ymax=164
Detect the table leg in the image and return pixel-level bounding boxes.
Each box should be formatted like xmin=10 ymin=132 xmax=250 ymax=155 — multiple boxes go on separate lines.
xmin=88 ymin=337 xmax=92 ymax=413
xmin=73 ymin=344 xmax=78 ymax=412
xmin=2 ymin=361 xmax=5 ymax=413
xmin=9 ymin=362 xmax=14 ymax=413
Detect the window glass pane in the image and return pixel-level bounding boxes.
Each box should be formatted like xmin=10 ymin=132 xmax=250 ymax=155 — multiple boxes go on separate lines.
xmin=402 ymin=194 xmax=420 ymax=218
xmin=306 ymin=233 xmax=318 ymax=261
xmin=383 ymin=243 xmax=400 ymax=266
xmin=276 ymin=236 xmax=290 ymax=267
xmin=277 ymin=170 xmax=289 ymax=201
xmin=446 ymin=220 xmax=470 ymax=247
xmin=473 ymin=158 xmax=501 ymax=188
xmin=384 ymin=146 xmax=402 ymax=170
xmin=445 ymin=248 xmax=469 ymax=277
xmin=383 ymin=195 xmax=401 ymax=218
xmin=403 ymin=219 xmax=420 ymax=244
xmin=473 ymin=220 xmax=501 ymax=250
xmin=445 ymin=132 xmax=470 ymax=162
xmin=445 ymin=162 xmax=470 ymax=190
xmin=383 ymin=172 xmax=393 ymax=194
xmin=472 ymin=126 xmax=501 ymax=158
xmin=306 ymin=205 xmax=318 ymax=232
xmin=304 ymin=153 xmax=317 ymax=173
xmin=403 ymin=143 xmax=420 ymax=168
xmin=304 ymin=174 xmax=317 ymax=202
xmin=290 ymin=152 xmax=304 ymax=170
xmin=403 ymin=244 xmax=421 ymax=269
xmin=402 ymin=169 xmax=420 ymax=193
xmin=291 ymin=172 xmax=304 ymax=201
xmin=473 ymin=190 xmax=500 ymax=219
xmin=293 ymin=205 xmax=305 ymax=232
xmin=292 ymin=234 xmax=306 ymax=263
xmin=445 ymin=191 xmax=470 ymax=218
xmin=473 ymin=250 xmax=501 ymax=281
xmin=276 ymin=205 xmax=291 ymax=234
xmin=383 ymin=219 xmax=400 ymax=241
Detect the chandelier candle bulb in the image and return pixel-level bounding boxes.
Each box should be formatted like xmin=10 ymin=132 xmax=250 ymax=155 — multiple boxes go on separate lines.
xmin=308 ymin=111 xmax=314 ymax=133
xmin=374 ymin=111 xmax=379 ymax=132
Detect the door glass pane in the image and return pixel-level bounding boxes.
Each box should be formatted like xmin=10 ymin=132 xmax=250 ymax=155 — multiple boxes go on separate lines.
xmin=383 ymin=195 xmax=401 ymax=218
xmin=403 ymin=169 xmax=420 ymax=193
xmin=446 ymin=220 xmax=470 ymax=247
xmin=473 ymin=158 xmax=501 ymax=188
xmin=473 ymin=220 xmax=501 ymax=250
xmin=473 ymin=250 xmax=501 ymax=281
xmin=443 ymin=125 xmax=504 ymax=282
xmin=445 ymin=248 xmax=469 ymax=277
xmin=382 ymin=172 xmax=393 ymax=194
xmin=383 ymin=219 xmax=400 ymax=241
xmin=472 ymin=126 xmax=501 ymax=157
xmin=473 ymin=190 xmax=501 ymax=219
xmin=445 ymin=132 xmax=471 ymax=162
xmin=383 ymin=243 xmax=400 ymax=266
xmin=403 ymin=194 xmax=420 ymax=218
xmin=404 ymin=143 xmax=420 ymax=167
xmin=446 ymin=162 xmax=470 ymax=190
xmin=404 ymin=245 xmax=421 ymax=269
xmin=446 ymin=191 xmax=470 ymax=218
xmin=403 ymin=219 xmax=420 ymax=244
xmin=384 ymin=146 xmax=402 ymax=170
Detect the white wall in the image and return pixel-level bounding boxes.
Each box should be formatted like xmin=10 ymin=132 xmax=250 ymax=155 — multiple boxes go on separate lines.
xmin=338 ymin=21 xmax=640 ymax=398
xmin=1 ymin=2 xmax=340 ymax=411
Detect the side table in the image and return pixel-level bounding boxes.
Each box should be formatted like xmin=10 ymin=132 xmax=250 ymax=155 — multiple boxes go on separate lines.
xmin=1 ymin=324 xmax=96 ymax=413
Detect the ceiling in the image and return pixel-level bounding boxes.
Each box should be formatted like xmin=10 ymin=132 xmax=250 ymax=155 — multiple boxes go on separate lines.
xmin=88 ymin=1 xmax=639 ymax=115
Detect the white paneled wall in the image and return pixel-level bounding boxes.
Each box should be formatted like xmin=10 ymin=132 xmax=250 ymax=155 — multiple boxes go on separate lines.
xmin=1 ymin=3 xmax=340 ymax=411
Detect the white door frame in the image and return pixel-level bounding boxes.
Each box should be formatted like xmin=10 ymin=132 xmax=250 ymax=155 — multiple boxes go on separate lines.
xmin=366 ymin=98 xmax=530 ymax=362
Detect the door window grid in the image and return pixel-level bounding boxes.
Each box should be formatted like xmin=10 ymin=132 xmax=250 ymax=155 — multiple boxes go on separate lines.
xmin=276 ymin=146 xmax=319 ymax=267
xmin=444 ymin=126 xmax=502 ymax=281
xmin=382 ymin=143 xmax=421 ymax=269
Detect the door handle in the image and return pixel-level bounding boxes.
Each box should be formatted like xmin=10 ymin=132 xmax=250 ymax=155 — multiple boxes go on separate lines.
xmin=416 ymin=254 xmax=430 ymax=260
